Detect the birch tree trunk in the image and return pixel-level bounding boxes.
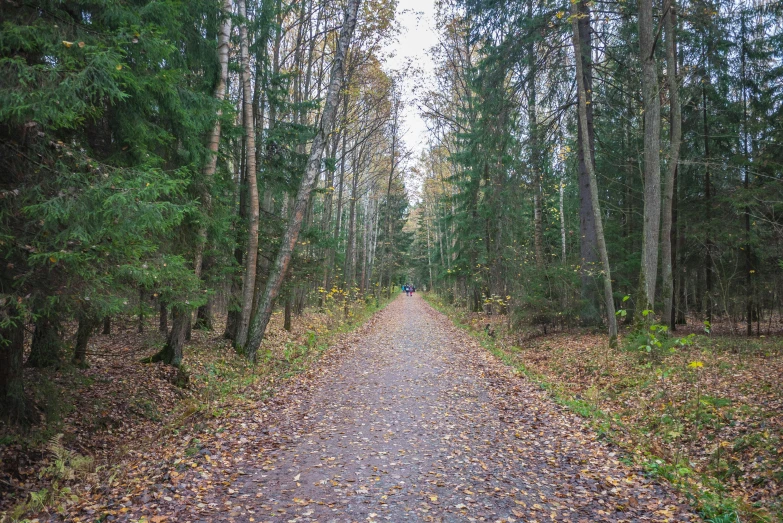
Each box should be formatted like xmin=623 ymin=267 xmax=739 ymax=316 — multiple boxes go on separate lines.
xmin=194 ymin=0 xmax=232 ymax=330
xmin=244 ymin=0 xmax=361 ymax=361
xmin=638 ymin=0 xmax=662 ymax=316
xmin=571 ymin=3 xmax=617 ymax=340
xmin=326 ymin=93 xmax=349 ymax=295
xmin=345 ymin=156 xmax=359 ymax=314
xmin=194 ymin=0 xmax=232 ymax=276
xmin=235 ymin=0 xmax=260 ymax=349
xmin=661 ymin=0 xmax=681 ymax=328
xmin=528 ymin=0 xmax=544 ymax=270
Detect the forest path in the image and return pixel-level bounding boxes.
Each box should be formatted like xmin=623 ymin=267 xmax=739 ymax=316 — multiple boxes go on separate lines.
xmin=143 ymin=294 xmax=695 ymax=523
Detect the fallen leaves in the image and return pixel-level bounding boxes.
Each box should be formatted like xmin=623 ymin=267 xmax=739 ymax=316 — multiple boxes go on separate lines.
xmin=433 ymin=297 xmax=783 ymax=521
xmin=3 ymin=295 xmax=703 ymax=521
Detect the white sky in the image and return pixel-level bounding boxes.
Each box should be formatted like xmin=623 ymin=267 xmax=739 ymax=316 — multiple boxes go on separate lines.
xmin=381 ymin=0 xmax=438 ymax=160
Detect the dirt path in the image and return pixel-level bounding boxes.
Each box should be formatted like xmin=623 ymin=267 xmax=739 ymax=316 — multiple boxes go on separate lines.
xmin=100 ymin=295 xmax=695 ymax=522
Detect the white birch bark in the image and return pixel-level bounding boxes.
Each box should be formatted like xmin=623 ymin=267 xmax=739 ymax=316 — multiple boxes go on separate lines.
xmin=244 ymin=0 xmax=362 ymax=360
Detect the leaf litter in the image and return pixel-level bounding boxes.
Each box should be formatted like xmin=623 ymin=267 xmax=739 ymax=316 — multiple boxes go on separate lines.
xmin=31 ymin=296 xmax=696 ymax=522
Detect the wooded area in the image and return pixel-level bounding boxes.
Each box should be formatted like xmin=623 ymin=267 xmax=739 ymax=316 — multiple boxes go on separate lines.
xmin=1 ymin=0 xmax=411 ymax=423
xmin=410 ymin=0 xmax=782 ymax=340
xmin=1 ymin=0 xmax=782 ymax=520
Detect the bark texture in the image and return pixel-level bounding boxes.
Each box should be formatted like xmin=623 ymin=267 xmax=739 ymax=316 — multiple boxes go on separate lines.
xmin=572 ymin=3 xmax=617 ymax=340
xmin=244 ymin=0 xmax=362 ymax=361
xmin=638 ymin=0 xmax=662 ymax=315
xmin=575 ymin=1 xmax=601 ymax=326
xmin=26 ymin=315 xmax=62 ymax=368
xmin=72 ymin=313 xmax=99 ymax=367
xmin=661 ymin=0 xmax=681 ymax=328
xmin=236 ymin=0 xmax=260 ymax=349
xmin=194 ymin=0 xmax=232 ymax=329
xmin=145 ymin=305 xmax=188 ymax=368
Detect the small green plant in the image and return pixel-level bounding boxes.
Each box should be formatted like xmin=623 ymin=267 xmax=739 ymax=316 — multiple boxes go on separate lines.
xmin=705 ymin=514 xmax=738 ymax=523
xmin=184 ymin=438 xmax=202 ymax=457
xmin=623 ymin=311 xmax=697 ymax=363
xmin=615 ymin=295 xmax=631 ymax=319
xmin=8 ymin=434 xmax=95 ymax=520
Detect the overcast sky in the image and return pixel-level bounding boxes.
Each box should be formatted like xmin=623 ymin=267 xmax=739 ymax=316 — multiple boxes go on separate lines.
xmin=381 ymin=0 xmax=438 ymax=159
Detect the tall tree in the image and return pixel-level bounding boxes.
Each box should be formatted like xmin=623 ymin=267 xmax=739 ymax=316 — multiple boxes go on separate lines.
xmin=236 ymin=0 xmax=260 ymax=349
xmin=571 ymin=0 xmax=617 ymax=339
xmin=244 ymin=0 xmax=362 ymax=361
xmin=638 ymin=0 xmax=662 ymax=316
xmin=661 ymin=0 xmax=681 ymax=328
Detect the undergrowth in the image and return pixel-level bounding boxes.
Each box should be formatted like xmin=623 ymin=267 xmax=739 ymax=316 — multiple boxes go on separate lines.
xmin=1 ymin=295 xmax=391 ymax=523
xmin=424 ymin=292 xmax=782 ymax=523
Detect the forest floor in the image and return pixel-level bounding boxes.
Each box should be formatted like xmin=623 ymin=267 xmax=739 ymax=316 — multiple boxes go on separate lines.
xmin=0 ymin=297 xmax=387 ymax=522
xmin=425 ymin=295 xmax=783 ymax=523
xmin=9 ymin=293 xmax=701 ymax=522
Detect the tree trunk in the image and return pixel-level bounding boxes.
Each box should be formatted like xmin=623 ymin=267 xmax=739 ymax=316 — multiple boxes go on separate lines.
xmin=638 ymin=0 xmax=662 ymax=316
xmin=195 ymin=293 xmax=213 ymax=330
xmin=72 ymin=313 xmax=99 ymax=367
xmin=236 ymin=0 xmax=260 ymax=349
xmin=144 ymin=305 xmax=187 ymax=367
xmin=284 ymin=298 xmax=292 ymax=331
xmin=102 ymin=316 xmax=111 ymax=335
xmin=740 ymin=13 xmax=753 ymax=336
xmin=193 ymin=0 xmax=231 ymax=331
xmin=27 ymin=315 xmax=62 ymax=368
xmin=571 ymin=1 xmax=617 ymax=340
xmin=675 ymin=213 xmax=686 ymax=324
xmin=344 ymin=156 xmax=359 ymax=314
xmin=225 ymin=153 xmax=245 ymax=341
xmin=533 ymin=189 xmax=544 ymax=268
xmin=575 ymin=0 xmax=601 ymax=326
xmin=326 ymin=93 xmax=349 ymax=295
xmin=559 ymin=172 xmax=566 ymax=263
xmin=195 ymin=257 xmax=214 ymax=330
xmin=320 ymin=135 xmax=339 ymax=303
xmin=361 ymin=197 xmax=371 ymax=294
xmin=527 ymin=5 xmax=544 ymax=271
xmin=661 ymin=0 xmax=681 ymax=329
xmin=159 ymin=302 xmax=168 ymax=333
xmin=0 ymin=305 xmax=29 ymax=423
xmin=703 ymin=68 xmax=713 ymax=323
xmin=379 ymin=87 xmax=401 ymax=301
xmin=244 ymin=0 xmax=361 ymax=361
xmin=426 ymin=203 xmax=434 ymax=291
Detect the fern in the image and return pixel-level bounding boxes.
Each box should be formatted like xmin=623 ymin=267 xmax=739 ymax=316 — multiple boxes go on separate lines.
xmin=43 ymin=434 xmax=95 ymax=482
